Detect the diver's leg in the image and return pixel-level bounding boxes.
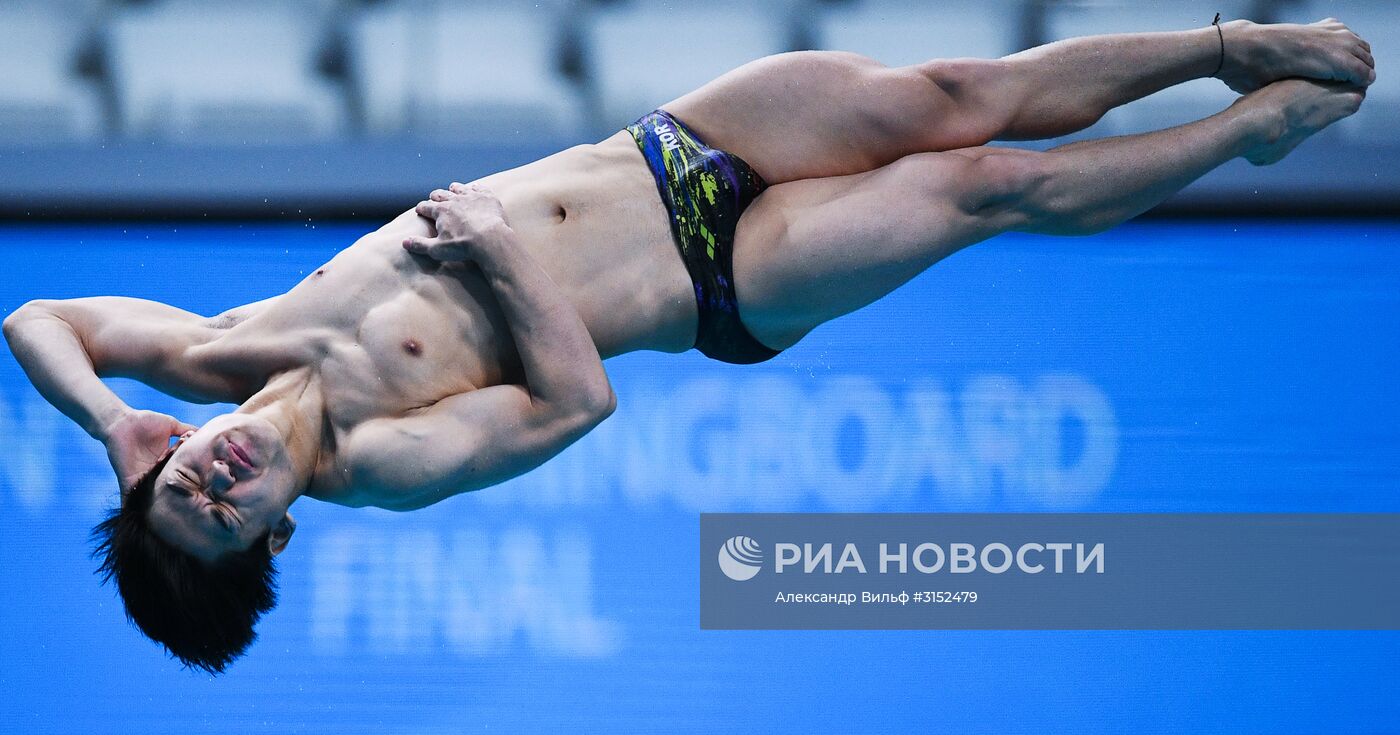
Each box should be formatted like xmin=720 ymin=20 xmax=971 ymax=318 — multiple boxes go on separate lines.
xmin=662 ymin=20 xmax=1372 ymax=184
xmin=729 ymin=79 xmax=1362 ymax=350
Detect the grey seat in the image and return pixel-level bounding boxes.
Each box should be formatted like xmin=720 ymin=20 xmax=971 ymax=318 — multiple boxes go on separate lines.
xmin=586 ymin=0 xmax=791 ymax=130
xmin=0 ymin=1 xmax=104 ymax=144
xmin=347 ymin=0 xmax=586 ymax=141
xmin=107 ymin=0 xmax=344 ymax=142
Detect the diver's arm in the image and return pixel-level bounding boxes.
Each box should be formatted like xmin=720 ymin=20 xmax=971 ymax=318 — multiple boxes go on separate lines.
xmin=3 ymin=296 xmax=240 ymax=412
xmin=3 ymin=298 xmax=219 ymax=491
xmin=342 ymin=382 xmax=610 ymax=507
xmin=404 ymin=183 xmax=616 ymax=414
xmin=3 ymin=300 xmax=139 ymax=440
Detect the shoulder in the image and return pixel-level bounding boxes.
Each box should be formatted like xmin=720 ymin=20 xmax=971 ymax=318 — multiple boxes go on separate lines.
xmin=301 ymin=399 xmax=432 ymax=508
xmin=319 ymin=395 xmax=492 ymax=510
xmin=305 ymin=440 xmax=436 ymax=512
xmin=302 ymin=415 xmax=361 ymax=504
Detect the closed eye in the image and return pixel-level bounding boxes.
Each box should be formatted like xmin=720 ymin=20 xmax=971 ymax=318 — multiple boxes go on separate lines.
xmin=176 ymin=470 xmax=201 ymax=491
xmin=212 ymin=505 xmax=241 ymax=534
xmin=167 ymin=478 xmax=194 ymax=497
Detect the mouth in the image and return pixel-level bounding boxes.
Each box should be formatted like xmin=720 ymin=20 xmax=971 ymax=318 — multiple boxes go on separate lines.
xmin=228 ymin=439 xmax=255 ymax=471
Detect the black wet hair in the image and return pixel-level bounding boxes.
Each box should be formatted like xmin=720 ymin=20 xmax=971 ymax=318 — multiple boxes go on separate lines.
xmin=91 ymin=446 xmax=277 ymax=674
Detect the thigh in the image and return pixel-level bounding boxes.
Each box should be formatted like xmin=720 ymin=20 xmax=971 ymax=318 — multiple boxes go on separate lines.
xmin=732 ymin=148 xmax=1012 ymax=351
xmin=663 ymin=51 xmax=995 ymax=185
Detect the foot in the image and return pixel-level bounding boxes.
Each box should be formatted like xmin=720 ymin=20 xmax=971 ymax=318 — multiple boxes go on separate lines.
xmin=1238 ymin=78 xmax=1366 ymax=166
xmin=1216 ymin=18 xmax=1376 ymax=94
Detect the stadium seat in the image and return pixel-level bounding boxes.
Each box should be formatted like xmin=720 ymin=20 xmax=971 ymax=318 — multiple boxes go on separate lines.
xmin=107 ymin=0 xmax=345 ymax=142
xmin=586 ymin=0 xmax=792 ymax=130
xmin=0 ymin=1 xmax=104 ymax=144
xmin=347 ymin=1 xmax=585 ymax=141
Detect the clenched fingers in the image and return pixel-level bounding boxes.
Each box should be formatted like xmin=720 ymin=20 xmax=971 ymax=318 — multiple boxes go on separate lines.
xmin=402 ymin=235 xmax=439 ymax=254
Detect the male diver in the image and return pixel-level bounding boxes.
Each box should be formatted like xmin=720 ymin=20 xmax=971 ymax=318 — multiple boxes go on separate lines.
xmin=4 ymin=18 xmax=1374 ymax=671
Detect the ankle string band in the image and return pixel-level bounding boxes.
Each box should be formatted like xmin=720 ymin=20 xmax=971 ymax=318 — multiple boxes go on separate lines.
xmin=1211 ymin=13 xmax=1225 ymax=77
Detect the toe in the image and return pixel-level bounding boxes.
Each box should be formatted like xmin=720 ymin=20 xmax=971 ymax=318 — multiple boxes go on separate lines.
xmin=1348 ymin=57 xmax=1373 ymax=86
xmin=1354 ymin=45 xmax=1374 ymax=70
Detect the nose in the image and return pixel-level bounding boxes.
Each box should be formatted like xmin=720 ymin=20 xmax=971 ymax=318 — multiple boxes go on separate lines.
xmin=210 ymin=460 xmax=236 ymax=493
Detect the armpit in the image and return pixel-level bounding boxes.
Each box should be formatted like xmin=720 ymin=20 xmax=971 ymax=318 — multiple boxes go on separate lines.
xmin=204 ymin=313 xmax=243 ymax=330
xmin=205 ymin=294 xmax=284 ymax=329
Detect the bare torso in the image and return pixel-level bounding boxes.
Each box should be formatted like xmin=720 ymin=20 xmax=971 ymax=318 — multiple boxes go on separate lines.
xmin=188 ymin=131 xmax=695 ymax=504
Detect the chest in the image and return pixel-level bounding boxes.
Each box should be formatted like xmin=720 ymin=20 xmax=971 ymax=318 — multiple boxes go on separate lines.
xmin=205 ymin=242 xmax=520 ymax=417
xmin=315 ymin=291 xmax=489 ymax=425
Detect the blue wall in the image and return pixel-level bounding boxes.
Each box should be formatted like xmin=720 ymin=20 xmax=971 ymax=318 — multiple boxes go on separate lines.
xmin=1 ymin=220 xmax=1397 ymax=733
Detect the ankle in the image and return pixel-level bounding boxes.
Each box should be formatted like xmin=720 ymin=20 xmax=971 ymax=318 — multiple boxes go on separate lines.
xmin=1229 ymin=96 xmax=1285 ymax=154
xmin=1214 ymin=19 xmax=1262 ymax=84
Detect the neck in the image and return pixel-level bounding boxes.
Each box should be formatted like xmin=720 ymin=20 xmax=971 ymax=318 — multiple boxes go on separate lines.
xmin=235 ymin=367 xmax=325 ymax=500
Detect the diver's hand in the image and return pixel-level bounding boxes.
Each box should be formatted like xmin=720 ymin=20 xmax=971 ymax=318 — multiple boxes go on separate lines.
xmin=405 ymin=182 xmax=510 ymax=263
xmin=100 ymin=409 xmax=198 ymax=494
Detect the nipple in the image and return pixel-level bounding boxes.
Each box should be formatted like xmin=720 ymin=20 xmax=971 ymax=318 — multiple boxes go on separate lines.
xmin=403 ymin=339 xmax=422 ymax=356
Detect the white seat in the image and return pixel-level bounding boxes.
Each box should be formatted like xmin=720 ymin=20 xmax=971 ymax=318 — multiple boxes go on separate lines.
xmin=348 ymin=1 xmax=584 ymax=140
xmin=817 ymin=0 xmax=1021 ymax=67
xmin=0 ymin=2 xmax=103 ymax=144
xmin=107 ymin=0 xmax=344 ymax=142
xmin=1045 ymin=2 xmax=1253 ymax=136
xmin=587 ymin=1 xmax=790 ymax=129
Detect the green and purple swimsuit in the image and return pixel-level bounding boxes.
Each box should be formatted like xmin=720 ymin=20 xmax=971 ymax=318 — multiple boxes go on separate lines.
xmin=627 ymin=109 xmax=780 ymax=365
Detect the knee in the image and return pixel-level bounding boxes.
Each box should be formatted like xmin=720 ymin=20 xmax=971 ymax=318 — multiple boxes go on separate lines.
xmin=874 ymin=150 xmax=1048 ymax=235
xmin=957 ymin=151 xmax=1047 ymax=219
xmin=958 ymin=151 xmax=1103 ymax=236
xmin=912 ymin=58 xmax=1017 ymax=140
xmin=913 ymin=58 xmax=1005 ymax=94
xmin=919 ymin=57 xmax=1113 ymax=142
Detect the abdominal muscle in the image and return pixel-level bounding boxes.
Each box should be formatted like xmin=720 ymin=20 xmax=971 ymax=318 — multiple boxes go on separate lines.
xmin=379 ymin=131 xmax=698 ymax=361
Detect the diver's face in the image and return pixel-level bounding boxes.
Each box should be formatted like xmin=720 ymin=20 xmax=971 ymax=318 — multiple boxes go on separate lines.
xmin=147 ymin=413 xmax=297 ymax=563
